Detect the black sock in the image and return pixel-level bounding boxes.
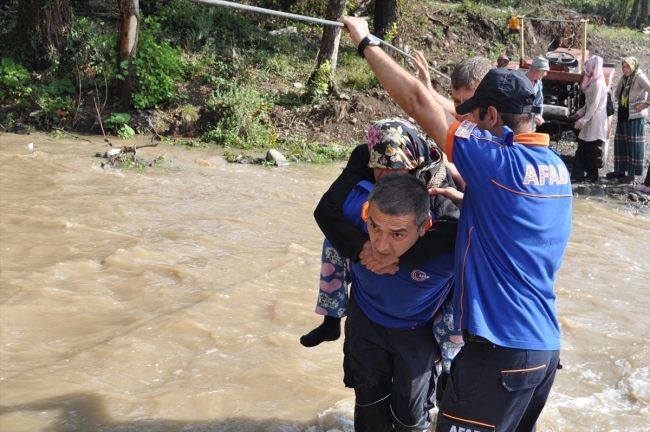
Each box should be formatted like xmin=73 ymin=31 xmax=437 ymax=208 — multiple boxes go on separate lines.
xmin=300 ymin=316 xmax=341 ymax=347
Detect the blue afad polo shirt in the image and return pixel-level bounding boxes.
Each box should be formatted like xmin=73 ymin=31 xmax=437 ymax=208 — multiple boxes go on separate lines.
xmin=342 ymin=180 xmax=455 ymax=331
xmin=446 ymin=120 xmax=572 ymax=351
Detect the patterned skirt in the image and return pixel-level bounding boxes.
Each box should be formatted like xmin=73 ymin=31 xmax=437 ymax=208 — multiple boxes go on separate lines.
xmin=614 ymin=118 xmax=646 ymax=175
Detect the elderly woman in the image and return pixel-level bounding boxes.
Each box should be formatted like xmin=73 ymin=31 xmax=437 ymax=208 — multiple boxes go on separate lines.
xmin=571 ymin=56 xmax=609 ymax=182
xmin=607 ymin=57 xmax=650 ymax=183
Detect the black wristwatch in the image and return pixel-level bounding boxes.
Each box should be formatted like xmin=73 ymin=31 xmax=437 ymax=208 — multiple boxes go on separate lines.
xmin=357 ymin=34 xmax=382 ymax=58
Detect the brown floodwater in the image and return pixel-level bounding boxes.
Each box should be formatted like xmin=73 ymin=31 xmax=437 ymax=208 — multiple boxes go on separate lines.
xmin=0 ymin=133 xmax=648 ymax=432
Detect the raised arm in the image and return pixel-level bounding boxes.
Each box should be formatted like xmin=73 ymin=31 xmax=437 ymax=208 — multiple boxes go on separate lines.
xmin=413 ymin=51 xmax=457 ymax=115
xmin=342 ymin=17 xmax=455 ymax=151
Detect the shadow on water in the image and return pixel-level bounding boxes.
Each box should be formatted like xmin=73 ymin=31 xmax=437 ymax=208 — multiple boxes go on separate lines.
xmin=0 ymin=393 xmax=313 ymax=431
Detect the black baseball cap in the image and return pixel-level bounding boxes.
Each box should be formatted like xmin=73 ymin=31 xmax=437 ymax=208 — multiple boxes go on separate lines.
xmin=455 ymin=68 xmax=537 ymax=115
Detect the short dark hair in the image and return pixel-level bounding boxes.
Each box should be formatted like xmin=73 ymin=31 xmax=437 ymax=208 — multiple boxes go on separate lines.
xmin=478 ymin=107 xmax=534 ymax=132
xmin=451 ymin=57 xmax=494 ymax=91
xmin=368 ymin=173 xmax=430 ymax=227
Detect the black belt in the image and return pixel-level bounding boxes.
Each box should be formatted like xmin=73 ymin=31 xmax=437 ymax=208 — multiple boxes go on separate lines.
xmin=462 ymin=330 xmax=492 ymax=344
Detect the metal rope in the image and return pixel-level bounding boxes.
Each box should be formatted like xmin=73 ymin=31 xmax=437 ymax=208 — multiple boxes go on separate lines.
xmin=192 ymin=0 xmax=451 ymax=81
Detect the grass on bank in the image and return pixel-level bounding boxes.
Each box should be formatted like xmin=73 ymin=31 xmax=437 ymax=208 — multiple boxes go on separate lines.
xmin=1 ymin=0 xmax=647 ymax=166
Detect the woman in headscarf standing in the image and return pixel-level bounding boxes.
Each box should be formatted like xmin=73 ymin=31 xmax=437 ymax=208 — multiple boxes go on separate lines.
xmin=571 ymin=56 xmax=609 ymax=182
xmin=607 ymin=57 xmax=650 ymax=182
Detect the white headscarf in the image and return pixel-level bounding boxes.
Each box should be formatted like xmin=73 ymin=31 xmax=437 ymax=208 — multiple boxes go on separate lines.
xmin=582 ymin=56 xmax=604 ymax=91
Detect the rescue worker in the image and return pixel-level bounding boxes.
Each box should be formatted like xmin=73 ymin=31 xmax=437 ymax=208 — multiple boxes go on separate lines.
xmin=341 ymin=172 xmax=454 ymax=432
xmin=342 ymin=16 xmax=572 ymax=432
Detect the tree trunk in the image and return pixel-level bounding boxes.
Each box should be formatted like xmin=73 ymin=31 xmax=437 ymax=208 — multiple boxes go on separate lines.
xmin=619 ymin=0 xmax=630 ymax=25
xmin=11 ymin=0 xmax=72 ymax=70
xmin=374 ymin=0 xmax=397 ymax=41
xmin=639 ymin=0 xmax=649 ymax=27
xmin=116 ymin=0 xmax=140 ymax=112
xmin=307 ymin=0 xmax=346 ymax=97
xmin=628 ymin=0 xmax=641 ymax=28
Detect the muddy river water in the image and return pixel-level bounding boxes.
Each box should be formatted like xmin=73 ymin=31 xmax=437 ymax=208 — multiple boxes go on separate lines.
xmin=0 ymin=134 xmax=648 ymax=432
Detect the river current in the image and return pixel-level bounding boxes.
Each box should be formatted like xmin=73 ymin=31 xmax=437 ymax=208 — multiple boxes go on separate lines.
xmin=0 ymin=134 xmax=648 ymax=431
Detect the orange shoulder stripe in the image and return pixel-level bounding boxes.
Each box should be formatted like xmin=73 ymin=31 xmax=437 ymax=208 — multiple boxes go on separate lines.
xmin=446 ymin=121 xmax=462 ymax=163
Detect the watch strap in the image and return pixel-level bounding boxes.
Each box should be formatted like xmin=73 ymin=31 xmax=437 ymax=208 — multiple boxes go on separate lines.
xmin=357 ymin=35 xmax=379 ymax=58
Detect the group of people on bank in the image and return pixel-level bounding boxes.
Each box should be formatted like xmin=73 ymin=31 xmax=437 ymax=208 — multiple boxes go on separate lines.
xmin=297 ymin=17 xmax=649 ymax=432
xmin=570 ymin=55 xmax=649 ymax=186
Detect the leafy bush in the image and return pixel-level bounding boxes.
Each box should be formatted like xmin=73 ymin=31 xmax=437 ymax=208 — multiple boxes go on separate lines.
xmin=104 ymin=113 xmax=135 ymax=139
xmin=202 ymin=86 xmax=277 ymax=149
xmin=308 ymin=61 xmax=332 ymax=103
xmin=132 ymin=17 xmax=185 ymax=109
xmin=0 ymin=58 xmax=32 ymax=101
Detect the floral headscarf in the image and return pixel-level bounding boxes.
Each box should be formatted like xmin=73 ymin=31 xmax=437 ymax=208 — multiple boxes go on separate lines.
xmin=366 ymin=118 xmax=433 ymax=170
xmin=582 ymin=56 xmax=604 ymax=91
xmin=621 ymin=57 xmax=640 ymax=108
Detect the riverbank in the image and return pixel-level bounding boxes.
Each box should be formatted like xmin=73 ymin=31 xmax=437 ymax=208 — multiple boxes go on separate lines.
xmin=1 ymin=2 xmax=648 ymax=156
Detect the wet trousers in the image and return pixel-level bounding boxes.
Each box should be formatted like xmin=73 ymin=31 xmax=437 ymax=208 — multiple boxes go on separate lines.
xmin=436 ymin=340 xmax=561 ymax=432
xmin=343 ymin=292 xmax=441 ymax=432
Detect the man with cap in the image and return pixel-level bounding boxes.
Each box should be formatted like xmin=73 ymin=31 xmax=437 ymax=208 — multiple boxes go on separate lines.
xmin=341 ymin=16 xmax=572 ymax=432
xmin=527 ymin=56 xmax=551 ymax=130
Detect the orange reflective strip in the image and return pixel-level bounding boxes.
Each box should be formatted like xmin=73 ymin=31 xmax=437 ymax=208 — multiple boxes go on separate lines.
xmin=473 ymin=134 xmax=503 ymax=147
xmin=442 ymin=413 xmax=496 ymax=429
xmin=430 ymin=281 xmax=452 ymax=318
xmin=502 ymin=364 xmax=546 ymax=373
xmin=446 ymin=121 xmax=462 ymax=163
xmin=459 ymin=227 xmax=474 ymax=326
xmin=491 ymin=180 xmax=573 ymax=198
xmin=514 ymin=133 xmax=550 ymax=146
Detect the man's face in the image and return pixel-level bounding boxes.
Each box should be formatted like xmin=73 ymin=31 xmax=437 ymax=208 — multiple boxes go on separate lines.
xmin=366 ymin=202 xmax=426 ymax=263
xmin=528 ymin=70 xmax=547 ymax=81
xmin=452 ymin=85 xmax=477 ymax=121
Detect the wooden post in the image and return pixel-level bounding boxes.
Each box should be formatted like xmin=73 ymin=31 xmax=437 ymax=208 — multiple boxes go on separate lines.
xmin=580 ymin=19 xmax=588 ymax=73
xmin=116 ymin=0 xmax=140 ymax=111
xmin=519 ymin=16 xmax=525 ymax=66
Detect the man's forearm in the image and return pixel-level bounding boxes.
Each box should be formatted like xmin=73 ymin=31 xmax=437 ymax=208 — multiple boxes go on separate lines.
xmin=430 ymin=87 xmax=456 ymax=115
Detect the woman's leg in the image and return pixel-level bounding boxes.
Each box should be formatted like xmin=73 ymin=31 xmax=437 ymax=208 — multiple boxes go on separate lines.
xmin=627 ymin=118 xmax=646 ymax=176
xmin=611 ymin=120 xmax=628 ymax=176
xmin=571 ymin=138 xmax=586 ymax=181
xmin=584 ymin=139 xmax=602 ymax=182
xmin=300 ymin=238 xmax=348 ymax=347
xmin=432 ymin=296 xmax=464 ymax=404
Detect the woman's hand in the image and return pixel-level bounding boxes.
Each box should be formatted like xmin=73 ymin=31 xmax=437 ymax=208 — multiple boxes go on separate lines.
xmin=429 ymin=187 xmax=464 ymax=206
xmin=571 ymin=113 xmax=580 ymax=119
xmin=574 ymin=120 xmax=583 ymax=130
xmin=413 ymin=52 xmax=433 ymax=90
xmin=633 ymin=103 xmax=645 ymax=112
xmin=359 ymin=241 xmax=399 ymax=274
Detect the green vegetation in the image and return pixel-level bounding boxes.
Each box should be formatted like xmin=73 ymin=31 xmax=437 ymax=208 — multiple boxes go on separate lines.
xmin=131 ymin=17 xmax=186 ymax=109
xmin=0 ymin=58 xmax=32 ymax=101
xmin=0 ymin=0 xmax=646 ymax=163
xmin=104 ymin=113 xmax=135 ymax=139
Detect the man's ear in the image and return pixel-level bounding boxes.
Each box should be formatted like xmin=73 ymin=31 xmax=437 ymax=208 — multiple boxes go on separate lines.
xmin=487 ymin=106 xmax=500 ymax=128
xmin=419 ymin=218 xmax=432 ymax=236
